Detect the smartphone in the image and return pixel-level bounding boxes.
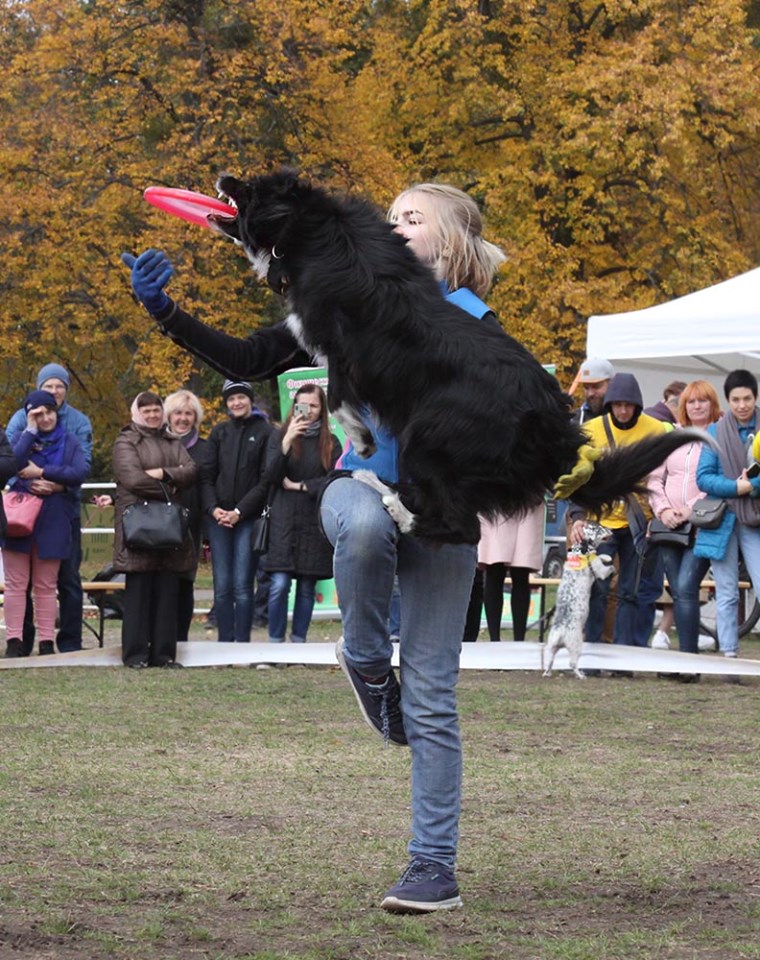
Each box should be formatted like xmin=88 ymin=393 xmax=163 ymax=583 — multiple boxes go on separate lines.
xmin=747 ymin=462 xmax=760 ymax=479
xmin=294 ymin=402 xmax=310 ymax=418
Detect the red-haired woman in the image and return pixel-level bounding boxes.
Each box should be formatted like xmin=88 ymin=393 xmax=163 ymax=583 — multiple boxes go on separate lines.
xmin=648 ymin=380 xmax=720 ymax=665
xmin=262 ymin=385 xmax=341 ymax=645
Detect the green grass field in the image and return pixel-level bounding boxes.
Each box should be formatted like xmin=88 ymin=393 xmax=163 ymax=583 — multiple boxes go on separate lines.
xmin=1 ymin=630 xmax=759 ymax=960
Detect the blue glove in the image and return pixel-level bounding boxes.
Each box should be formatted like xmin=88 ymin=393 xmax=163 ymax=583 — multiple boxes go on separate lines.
xmin=121 ymin=249 xmax=174 ymax=314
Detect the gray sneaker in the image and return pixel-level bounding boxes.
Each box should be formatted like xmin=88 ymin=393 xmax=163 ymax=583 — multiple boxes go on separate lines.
xmin=381 ymin=859 xmax=463 ymax=912
xmin=335 ymin=638 xmax=407 ymax=746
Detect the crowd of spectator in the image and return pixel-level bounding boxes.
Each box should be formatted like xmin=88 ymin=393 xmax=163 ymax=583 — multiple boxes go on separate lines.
xmin=3 ymin=357 xmax=760 ymax=677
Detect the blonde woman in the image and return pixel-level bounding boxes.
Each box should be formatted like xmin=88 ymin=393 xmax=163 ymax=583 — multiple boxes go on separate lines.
xmin=123 ymin=180 xmax=506 ymax=911
xmin=164 ymin=389 xmax=206 ymax=642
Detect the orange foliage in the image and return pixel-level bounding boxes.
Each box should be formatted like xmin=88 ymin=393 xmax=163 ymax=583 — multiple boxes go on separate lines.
xmin=1 ymin=0 xmax=759 ymax=471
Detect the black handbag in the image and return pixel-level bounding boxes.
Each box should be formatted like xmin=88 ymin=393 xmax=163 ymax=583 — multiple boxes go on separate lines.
xmin=251 ymin=484 xmax=277 ymax=554
xmin=648 ymin=518 xmax=693 ymax=548
xmin=690 ymin=497 xmax=727 ymax=530
xmin=122 ymin=482 xmax=190 ymax=551
xmin=250 ymin=503 xmax=271 ymax=554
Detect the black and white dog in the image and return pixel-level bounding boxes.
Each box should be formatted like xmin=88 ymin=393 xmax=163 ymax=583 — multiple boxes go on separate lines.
xmin=541 ymin=522 xmax=613 ymax=679
xmin=211 ymin=169 xmax=703 ymax=543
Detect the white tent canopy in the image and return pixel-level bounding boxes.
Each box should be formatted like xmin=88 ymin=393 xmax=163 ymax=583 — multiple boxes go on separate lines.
xmin=585 ymin=266 xmax=760 ymax=406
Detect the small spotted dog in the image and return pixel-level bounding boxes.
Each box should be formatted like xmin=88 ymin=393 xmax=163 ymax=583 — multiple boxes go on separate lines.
xmin=542 ymin=521 xmax=613 ymax=679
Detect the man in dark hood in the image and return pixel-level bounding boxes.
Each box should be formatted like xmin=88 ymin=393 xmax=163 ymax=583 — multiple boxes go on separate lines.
xmin=568 ymin=373 xmax=669 ymax=664
xmin=603 ymin=372 xmax=645 ymax=431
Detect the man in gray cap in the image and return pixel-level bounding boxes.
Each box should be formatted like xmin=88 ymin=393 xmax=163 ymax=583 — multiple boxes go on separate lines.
xmin=574 ymin=357 xmax=615 ymax=425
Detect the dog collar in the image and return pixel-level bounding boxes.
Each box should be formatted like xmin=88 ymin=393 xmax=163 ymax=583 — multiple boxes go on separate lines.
xmin=566 ymin=549 xmax=597 ymax=570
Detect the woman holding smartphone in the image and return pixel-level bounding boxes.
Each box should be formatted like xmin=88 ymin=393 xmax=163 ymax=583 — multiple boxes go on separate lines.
xmin=261 ymin=384 xmax=341 ymax=646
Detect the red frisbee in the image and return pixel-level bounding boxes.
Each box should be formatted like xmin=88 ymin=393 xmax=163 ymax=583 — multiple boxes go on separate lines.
xmin=143 ymin=186 xmax=237 ymax=229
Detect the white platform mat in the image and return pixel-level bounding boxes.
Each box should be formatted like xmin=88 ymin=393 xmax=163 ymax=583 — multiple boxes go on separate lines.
xmin=1 ymin=640 xmax=759 ymax=677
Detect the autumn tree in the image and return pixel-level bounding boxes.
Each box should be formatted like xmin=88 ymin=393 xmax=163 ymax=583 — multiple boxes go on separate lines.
xmin=343 ymin=0 xmax=760 ymax=370
xmin=1 ymin=0 xmax=759 ymax=473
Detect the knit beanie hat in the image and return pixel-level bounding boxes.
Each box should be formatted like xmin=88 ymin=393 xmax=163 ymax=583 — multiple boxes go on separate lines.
xmin=36 ymin=363 xmax=71 ymax=389
xmin=222 ymin=379 xmax=254 ymax=403
xmin=25 ymin=389 xmax=58 ymax=413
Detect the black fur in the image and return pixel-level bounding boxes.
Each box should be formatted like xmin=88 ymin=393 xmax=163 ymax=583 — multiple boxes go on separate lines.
xmin=211 ymin=169 xmax=699 ymax=543
xmin=570 ymin=429 xmax=711 ymax=516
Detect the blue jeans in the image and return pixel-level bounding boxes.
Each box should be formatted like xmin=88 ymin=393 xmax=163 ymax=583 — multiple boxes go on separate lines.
xmin=267 ymin=572 xmax=317 ymax=642
xmin=711 ymin=523 xmax=760 ymax=655
xmin=207 ymin=518 xmax=257 ymax=643
xmin=321 ymin=477 xmax=476 ymax=867
xmin=658 ymin=544 xmax=710 ymax=654
xmin=254 ymin=560 xmax=270 ymax=624
xmin=388 ymin=577 xmax=402 ymax=637
xmin=586 ymin=526 xmax=662 ymax=647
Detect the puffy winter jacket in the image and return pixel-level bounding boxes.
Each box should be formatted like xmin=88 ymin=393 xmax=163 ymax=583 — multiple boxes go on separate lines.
xmin=200 ymin=413 xmax=272 ymax=519
xmin=111 ymin=423 xmax=199 ymax=573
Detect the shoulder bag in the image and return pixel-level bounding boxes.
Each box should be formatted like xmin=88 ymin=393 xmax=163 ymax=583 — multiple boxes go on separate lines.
xmin=647 ymin=518 xmax=693 ymax=548
xmin=690 ymin=497 xmax=727 ymax=530
xmin=251 ymin=484 xmax=276 ymax=555
xmin=122 ymin=482 xmax=190 ymax=551
xmin=2 ymin=491 xmax=43 ymax=538
xmin=250 ymin=502 xmax=271 ymax=554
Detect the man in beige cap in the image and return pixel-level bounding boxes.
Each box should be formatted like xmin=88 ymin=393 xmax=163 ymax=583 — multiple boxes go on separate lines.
xmin=574 ymin=357 xmax=615 ymax=425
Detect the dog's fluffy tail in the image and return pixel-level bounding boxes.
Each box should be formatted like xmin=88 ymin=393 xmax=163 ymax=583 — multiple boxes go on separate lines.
xmin=569 ymin=428 xmax=717 ymax=517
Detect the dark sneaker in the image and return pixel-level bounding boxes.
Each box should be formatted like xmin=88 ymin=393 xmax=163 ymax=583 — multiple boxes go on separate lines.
xmin=38 ymin=641 xmax=55 ymax=656
xmin=160 ymin=661 xmax=184 ymax=669
xmin=335 ymin=638 xmax=407 ymax=746
xmin=126 ymin=660 xmax=149 ymax=670
xmin=5 ymin=638 xmax=25 ymax=659
xmin=381 ymin=859 xmax=463 ymax=913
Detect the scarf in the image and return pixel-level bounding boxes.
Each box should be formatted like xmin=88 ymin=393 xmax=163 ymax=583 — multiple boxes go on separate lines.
xmin=130 ymin=395 xmax=166 ymax=427
xmin=167 ymin=426 xmax=199 ymax=449
xmin=302 ymin=418 xmax=322 ymax=438
xmin=716 ymin=410 xmax=760 ymax=527
xmin=30 ymin=420 xmax=67 ymax=469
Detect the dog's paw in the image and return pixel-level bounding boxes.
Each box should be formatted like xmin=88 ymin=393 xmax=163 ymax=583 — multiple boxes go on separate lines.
xmin=329 ymin=403 xmax=376 ymax=458
xmin=352 ymin=470 xmax=387 ymax=494
xmin=542 ymin=669 xmax=553 ymax=678
xmin=573 ymin=668 xmax=586 ymax=679
xmin=353 ymin=434 xmax=377 ymax=458
xmin=382 ymin=493 xmax=416 ymax=534
xmin=351 ymin=470 xmax=416 ymax=533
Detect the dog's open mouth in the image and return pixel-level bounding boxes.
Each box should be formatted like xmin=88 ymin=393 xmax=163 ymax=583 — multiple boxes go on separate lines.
xmin=207 ymin=189 xmax=237 ymax=225
xmin=216 ymin=188 xmax=237 ymax=210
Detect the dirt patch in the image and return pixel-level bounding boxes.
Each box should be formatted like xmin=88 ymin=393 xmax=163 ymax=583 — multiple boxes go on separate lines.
xmin=3 ymin=857 xmax=759 ymax=960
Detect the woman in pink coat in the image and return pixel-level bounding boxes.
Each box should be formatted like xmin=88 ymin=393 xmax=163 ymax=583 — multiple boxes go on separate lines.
xmin=648 ymin=380 xmax=720 ymax=662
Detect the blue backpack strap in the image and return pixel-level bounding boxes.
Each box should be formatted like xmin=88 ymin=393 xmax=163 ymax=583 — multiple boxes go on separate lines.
xmin=445 ymin=287 xmax=492 ymax=320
